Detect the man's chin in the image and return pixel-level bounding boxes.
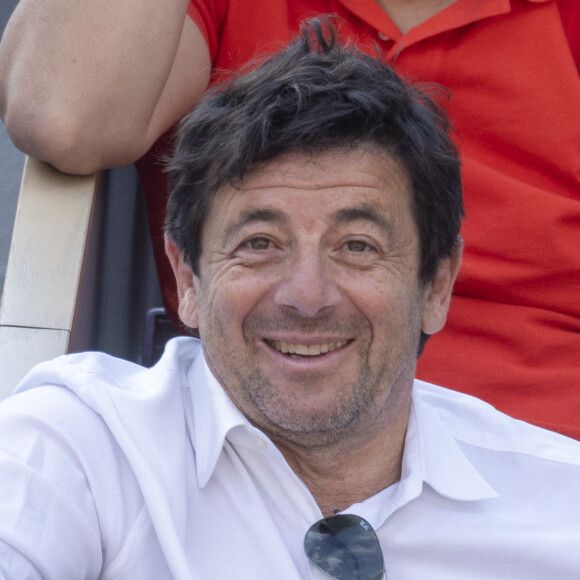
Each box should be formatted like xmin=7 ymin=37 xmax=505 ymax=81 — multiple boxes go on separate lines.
xmin=250 ymin=390 xmax=367 ymax=445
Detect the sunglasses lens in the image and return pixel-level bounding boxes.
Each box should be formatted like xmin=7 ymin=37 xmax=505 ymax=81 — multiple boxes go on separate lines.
xmin=304 ymin=514 xmax=384 ymax=580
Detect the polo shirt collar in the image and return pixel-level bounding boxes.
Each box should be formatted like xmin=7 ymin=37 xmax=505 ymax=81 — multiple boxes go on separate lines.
xmin=337 ymin=0 xmax=549 ymax=49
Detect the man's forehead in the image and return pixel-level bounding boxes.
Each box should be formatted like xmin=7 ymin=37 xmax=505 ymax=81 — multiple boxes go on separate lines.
xmin=231 ymin=148 xmax=410 ymax=194
xmin=204 ymin=148 xmax=416 ymax=242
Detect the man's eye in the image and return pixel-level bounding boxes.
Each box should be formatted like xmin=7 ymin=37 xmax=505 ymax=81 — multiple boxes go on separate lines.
xmin=246 ymin=237 xmax=271 ymax=250
xmin=346 ymin=240 xmax=370 ymax=252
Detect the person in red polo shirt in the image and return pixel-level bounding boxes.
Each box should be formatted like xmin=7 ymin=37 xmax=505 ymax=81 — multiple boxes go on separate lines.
xmin=1 ymin=0 xmax=579 ymax=438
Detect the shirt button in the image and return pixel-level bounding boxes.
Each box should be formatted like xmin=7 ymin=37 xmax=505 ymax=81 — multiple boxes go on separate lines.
xmin=256 ymin=437 xmax=268 ymax=450
xmin=377 ymin=31 xmax=390 ymax=41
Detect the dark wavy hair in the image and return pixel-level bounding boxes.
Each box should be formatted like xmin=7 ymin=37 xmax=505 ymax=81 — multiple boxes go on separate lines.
xmin=166 ymin=16 xmax=463 ymax=288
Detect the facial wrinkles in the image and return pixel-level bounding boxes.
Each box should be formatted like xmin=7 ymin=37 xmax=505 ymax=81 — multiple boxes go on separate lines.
xmin=236 ymin=304 xmax=413 ymax=442
xmin=245 ymin=308 xmax=362 ymax=337
xmin=199 ymin=242 xmax=422 ymax=445
xmin=195 ymin=149 xmax=424 ymax=448
xmin=238 ymin=334 xmax=416 ymax=450
xmin=245 ymin=301 xmax=370 ymax=372
xmin=200 ymin=291 xmax=358 ymax=432
xmin=237 ymin=339 xmax=391 ymax=445
xmin=244 ymin=148 xmax=401 ymax=192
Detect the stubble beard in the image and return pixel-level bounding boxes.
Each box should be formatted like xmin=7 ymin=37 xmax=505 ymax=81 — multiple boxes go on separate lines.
xmin=205 ymin=307 xmax=414 ymax=449
xmin=234 ymin=339 xmax=395 ymax=449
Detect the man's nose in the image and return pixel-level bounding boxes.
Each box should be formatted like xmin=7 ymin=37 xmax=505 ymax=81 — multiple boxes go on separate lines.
xmin=273 ymin=250 xmax=341 ymax=317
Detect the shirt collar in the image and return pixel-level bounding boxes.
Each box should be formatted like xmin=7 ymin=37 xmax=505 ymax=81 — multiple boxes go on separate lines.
xmin=408 ymin=380 xmax=498 ymax=502
xmin=187 ymin=351 xmax=497 ymax=501
xmin=337 ymin=0 xmax=550 ymax=49
xmin=187 ymin=350 xmax=252 ymax=488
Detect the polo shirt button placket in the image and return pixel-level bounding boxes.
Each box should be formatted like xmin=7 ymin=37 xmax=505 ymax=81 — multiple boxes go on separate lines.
xmin=376 ymin=30 xmax=398 ymax=62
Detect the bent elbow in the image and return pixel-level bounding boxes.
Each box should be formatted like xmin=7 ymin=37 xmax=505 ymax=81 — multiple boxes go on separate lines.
xmin=3 ymin=102 xmax=149 ymax=175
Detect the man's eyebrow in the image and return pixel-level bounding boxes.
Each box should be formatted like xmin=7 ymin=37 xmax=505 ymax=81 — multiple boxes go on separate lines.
xmin=224 ymin=208 xmax=289 ymax=242
xmin=332 ymin=204 xmax=394 ymax=234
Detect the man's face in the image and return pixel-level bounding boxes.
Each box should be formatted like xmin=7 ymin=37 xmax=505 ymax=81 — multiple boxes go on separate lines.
xmin=168 ymin=148 xmax=460 ymax=448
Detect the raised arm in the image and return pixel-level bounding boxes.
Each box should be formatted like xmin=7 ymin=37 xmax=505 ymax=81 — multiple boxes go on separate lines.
xmin=0 ymin=0 xmax=210 ymax=174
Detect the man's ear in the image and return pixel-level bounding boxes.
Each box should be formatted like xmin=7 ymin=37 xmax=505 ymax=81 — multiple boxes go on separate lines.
xmin=421 ymin=239 xmax=463 ymax=336
xmin=165 ymin=236 xmax=199 ymax=329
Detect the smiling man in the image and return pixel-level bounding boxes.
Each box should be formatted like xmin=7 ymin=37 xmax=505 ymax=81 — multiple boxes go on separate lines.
xmin=0 ymin=20 xmax=579 ymax=580
xmin=167 ymin=148 xmax=440 ymax=514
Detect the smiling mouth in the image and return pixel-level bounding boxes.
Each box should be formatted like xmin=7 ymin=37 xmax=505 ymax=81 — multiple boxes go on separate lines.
xmin=266 ymin=339 xmax=350 ymax=357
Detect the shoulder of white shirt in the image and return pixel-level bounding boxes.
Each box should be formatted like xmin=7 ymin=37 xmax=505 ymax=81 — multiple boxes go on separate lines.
xmin=12 ymin=336 xmax=580 ymax=467
xmin=413 ymin=378 xmax=580 ymax=466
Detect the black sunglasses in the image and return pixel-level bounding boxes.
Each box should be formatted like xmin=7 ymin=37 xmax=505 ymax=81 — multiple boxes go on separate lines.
xmin=304 ymin=513 xmax=385 ymax=580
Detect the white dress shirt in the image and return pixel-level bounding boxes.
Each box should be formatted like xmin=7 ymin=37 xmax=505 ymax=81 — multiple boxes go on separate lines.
xmin=0 ymin=337 xmax=579 ymax=579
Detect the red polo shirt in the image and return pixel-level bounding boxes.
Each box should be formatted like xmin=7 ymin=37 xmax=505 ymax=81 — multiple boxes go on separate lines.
xmin=137 ymin=0 xmax=580 ymax=438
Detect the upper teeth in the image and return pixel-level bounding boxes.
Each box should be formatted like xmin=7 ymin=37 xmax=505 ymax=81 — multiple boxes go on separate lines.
xmin=269 ymin=340 xmax=348 ymax=356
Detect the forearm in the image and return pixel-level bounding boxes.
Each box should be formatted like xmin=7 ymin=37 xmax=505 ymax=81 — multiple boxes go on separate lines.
xmin=0 ymin=0 xmax=208 ymax=174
